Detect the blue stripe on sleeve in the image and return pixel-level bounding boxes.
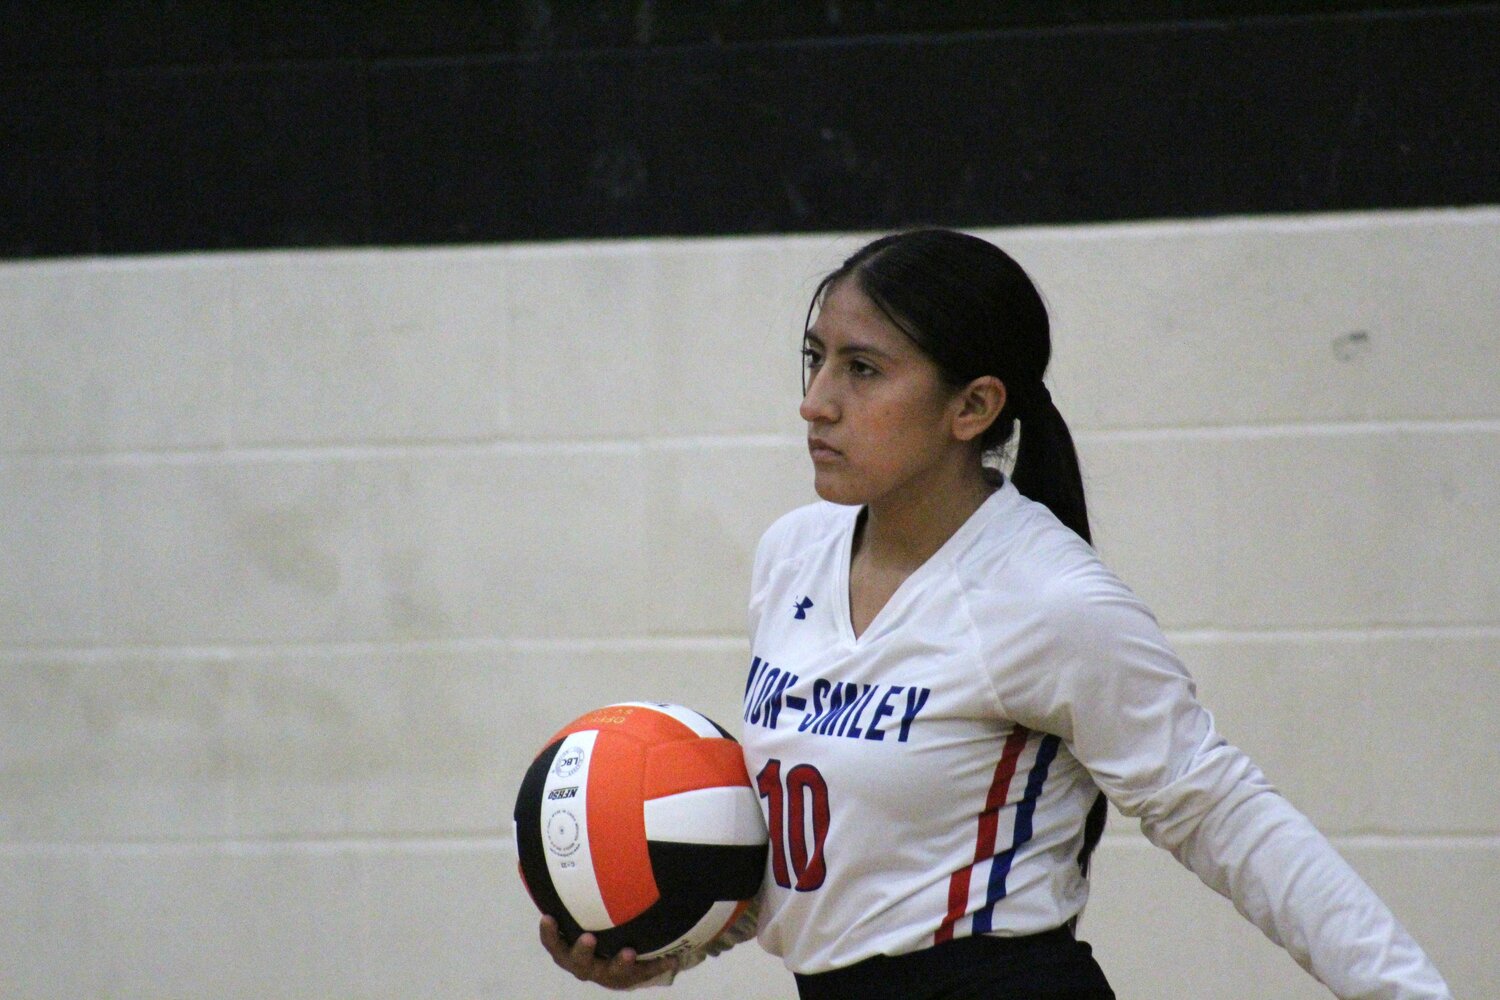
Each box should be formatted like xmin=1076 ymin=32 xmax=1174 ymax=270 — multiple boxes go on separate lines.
xmin=972 ymin=733 xmax=1061 ymax=934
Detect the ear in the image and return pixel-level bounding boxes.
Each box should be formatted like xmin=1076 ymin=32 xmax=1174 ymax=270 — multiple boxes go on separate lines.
xmin=950 ymin=375 xmax=1006 ymax=443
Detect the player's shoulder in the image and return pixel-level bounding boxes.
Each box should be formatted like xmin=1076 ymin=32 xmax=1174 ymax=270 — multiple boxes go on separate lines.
xmin=959 ymin=486 xmax=1142 ymax=622
xmin=758 ymin=500 xmax=855 ymax=559
xmin=750 ymin=501 xmax=854 ymax=605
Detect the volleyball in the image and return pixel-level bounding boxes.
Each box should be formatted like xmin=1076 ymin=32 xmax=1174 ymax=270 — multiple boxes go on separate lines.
xmin=514 ymin=701 xmax=767 ymax=960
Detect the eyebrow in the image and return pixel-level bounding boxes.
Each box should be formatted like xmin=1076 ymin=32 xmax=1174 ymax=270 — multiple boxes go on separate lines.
xmin=802 ymin=331 xmax=898 ymax=360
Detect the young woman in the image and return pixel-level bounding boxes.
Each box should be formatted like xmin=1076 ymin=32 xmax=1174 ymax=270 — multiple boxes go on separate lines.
xmin=542 ymin=229 xmax=1452 ymax=999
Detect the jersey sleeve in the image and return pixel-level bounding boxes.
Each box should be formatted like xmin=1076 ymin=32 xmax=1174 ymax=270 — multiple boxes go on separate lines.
xmin=747 ymin=520 xmax=777 ymax=641
xmin=985 ymin=566 xmax=1452 ymax=1000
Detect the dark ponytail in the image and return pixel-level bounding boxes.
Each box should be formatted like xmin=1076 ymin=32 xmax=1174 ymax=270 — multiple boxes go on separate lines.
xmin=812 ymin=229 xmax=1092 ymax=544
xmin=1007 ymin=385 xmax=1092 ymax=545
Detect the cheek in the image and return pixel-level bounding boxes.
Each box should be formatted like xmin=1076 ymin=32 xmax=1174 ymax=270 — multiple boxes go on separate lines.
xmin=861 ymin=401 xmax=947 ymax=461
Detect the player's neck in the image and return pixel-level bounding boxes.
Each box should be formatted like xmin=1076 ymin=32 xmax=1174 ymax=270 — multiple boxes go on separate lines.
xmin=855 ymin=464 xmax=994 ymax=573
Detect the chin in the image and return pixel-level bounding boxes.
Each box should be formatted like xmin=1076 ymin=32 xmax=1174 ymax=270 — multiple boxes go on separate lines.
xmin=811 ymin=472 xmax=868 ymax=507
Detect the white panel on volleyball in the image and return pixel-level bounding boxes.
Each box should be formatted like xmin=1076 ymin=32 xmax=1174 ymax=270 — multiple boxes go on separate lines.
xmin=643 ymin=786 xmax=766 ymax=846
xmin=611 ymin=701 xmax=724 ymax=738
xmin=539 ymin=729 xmax=614 ymax=931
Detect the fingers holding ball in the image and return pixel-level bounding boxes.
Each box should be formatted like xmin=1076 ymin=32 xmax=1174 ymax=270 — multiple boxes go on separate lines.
xmin=539 ymin=915 xmax=677 ymax=989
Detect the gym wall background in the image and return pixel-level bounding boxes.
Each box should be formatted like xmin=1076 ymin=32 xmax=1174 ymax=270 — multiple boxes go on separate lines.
xmin=3 ymin=4 xmax=1497 ymax=998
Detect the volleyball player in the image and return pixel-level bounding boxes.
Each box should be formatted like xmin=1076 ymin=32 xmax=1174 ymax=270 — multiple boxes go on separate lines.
xmin=543 ymin=229 xmax=1452 ymax=999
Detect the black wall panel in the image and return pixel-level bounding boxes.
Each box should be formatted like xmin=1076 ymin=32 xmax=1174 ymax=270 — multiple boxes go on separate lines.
xmin=100 ymin=63 xmax=371 ymax=253
xmin=0 ymin=70 xmax=101 ymax=257
xmin=2 ymin=3 xmax=1496 ymax=258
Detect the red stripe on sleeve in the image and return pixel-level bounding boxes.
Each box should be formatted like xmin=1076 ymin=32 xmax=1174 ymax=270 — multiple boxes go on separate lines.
xmin=934 ymin=726 xmax=1031 ymax=944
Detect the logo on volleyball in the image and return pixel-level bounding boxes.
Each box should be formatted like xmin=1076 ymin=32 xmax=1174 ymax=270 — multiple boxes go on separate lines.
xmin=553 ymin=746 xmax=584 ymax=778
xmin=545 ymin=809 xmax=581 ymax=856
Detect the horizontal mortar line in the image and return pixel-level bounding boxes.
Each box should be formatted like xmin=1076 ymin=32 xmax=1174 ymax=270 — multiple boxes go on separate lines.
xmin=9 ymin=420 xmax=1499 ymax=465
xmin=1075 ymin=419 xmax=1500 ymax=443
xmin=505 ymin=634 xmax=751 ymax=652
xmin=1328 ymin=833 xmax=1500 ymax=851
xmin=9 ymin=833 xmax=1496 ymax=859
xmin=0 ymin=633 xmax=751 ymax=662
xmin=1164 ymin=624 xmax=1500 ymax=645
xmin=1099 ymin=832 xmax=1500 ymax=850
xmin=0 ymin=834 xmax=518 ymax=858
xmin=4 ymin=625 xmax=1494 ymax=662
xmin=2 ymin=433 xmax=805 ymax=465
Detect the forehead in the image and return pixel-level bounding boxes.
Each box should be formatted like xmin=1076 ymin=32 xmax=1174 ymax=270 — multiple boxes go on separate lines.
xmin=806 ymin=280 xmax=919 ymax=356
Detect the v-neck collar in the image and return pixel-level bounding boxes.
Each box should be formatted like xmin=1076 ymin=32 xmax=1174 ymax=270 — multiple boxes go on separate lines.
xmin=833 ymin=479 xmax=1020 ymax=646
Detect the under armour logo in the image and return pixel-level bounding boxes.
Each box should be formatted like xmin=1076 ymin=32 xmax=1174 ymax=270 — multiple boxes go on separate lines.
xmin=793 ymin=597 xmax=814 ymax=620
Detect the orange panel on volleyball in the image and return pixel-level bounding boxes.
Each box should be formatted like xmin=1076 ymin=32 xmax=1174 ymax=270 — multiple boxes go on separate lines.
xmin=642 ymin=738 xmax=751 ymax=799
xmin=584 ymin=730 xmax=659 ymax=924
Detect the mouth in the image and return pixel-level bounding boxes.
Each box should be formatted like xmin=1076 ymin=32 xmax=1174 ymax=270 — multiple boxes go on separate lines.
xmin=807 ymin=437 xmax=842 ymax=462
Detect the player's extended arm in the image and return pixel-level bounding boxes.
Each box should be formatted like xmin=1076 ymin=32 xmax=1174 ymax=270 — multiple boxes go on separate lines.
xmin=994 ymin=573 xmax=1452 ymax=1000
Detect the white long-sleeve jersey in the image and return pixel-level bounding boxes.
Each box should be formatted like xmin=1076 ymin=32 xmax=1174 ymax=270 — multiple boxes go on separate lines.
xmin=735 ymin=480 xmax=1450 ymax=999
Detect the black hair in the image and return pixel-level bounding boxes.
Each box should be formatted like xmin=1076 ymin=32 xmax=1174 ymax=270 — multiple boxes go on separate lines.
xmin=807 ymin=228 xmax=1091 ymax=544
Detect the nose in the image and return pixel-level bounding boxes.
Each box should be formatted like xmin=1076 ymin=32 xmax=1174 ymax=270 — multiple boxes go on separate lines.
xmin=799 ymin=366 xmax=838 ymax=424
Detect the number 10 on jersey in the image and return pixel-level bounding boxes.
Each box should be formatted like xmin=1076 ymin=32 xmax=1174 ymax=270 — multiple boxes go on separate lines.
xmin=756 ymin=758 xmax=830 ymax=891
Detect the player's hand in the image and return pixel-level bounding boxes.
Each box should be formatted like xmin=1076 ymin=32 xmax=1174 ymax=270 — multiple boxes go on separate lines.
xmin=539 ymin=915 xmax=679 ymax=989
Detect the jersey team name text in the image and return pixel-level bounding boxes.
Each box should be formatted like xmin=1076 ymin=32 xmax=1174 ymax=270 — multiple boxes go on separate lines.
xmin=743 ymin=655 xmax=931 ymax=742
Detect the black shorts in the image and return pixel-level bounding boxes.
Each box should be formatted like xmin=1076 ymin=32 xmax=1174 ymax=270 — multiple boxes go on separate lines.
xmin=793 ymin=928 xmax=1115 ymax=1000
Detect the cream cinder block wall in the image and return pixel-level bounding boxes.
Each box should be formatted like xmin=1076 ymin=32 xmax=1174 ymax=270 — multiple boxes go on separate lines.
xmin=1 ymin=208 xmax=1496 ymax=1000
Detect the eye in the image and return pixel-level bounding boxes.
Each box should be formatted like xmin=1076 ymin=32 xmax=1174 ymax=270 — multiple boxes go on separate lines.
xmin=800 ymin=346 xmax=823 ymax=394
xmin=800 ymin=346 xmax=825 ymax=383
xmin=849 ymin=358 xmax=879 ymax=378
